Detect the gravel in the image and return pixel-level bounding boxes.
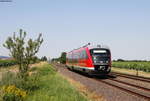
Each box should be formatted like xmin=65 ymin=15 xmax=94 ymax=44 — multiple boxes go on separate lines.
xmin=114 ymin=76 xmax=150 ymax=89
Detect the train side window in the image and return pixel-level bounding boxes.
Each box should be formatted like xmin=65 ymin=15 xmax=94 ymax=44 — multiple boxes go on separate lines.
xmin=81 ymin=51 xmax=84 ymax=59
xmin=82 ymin=50 xmax=87 ymax=59
xmin=83 ymin=50 xmax=85 ymax=59
xmin=79 ymin=51 xmax=82 ymax=59
xmin=85 ymin=50 xmax=88 ymax=59
xmin=80 ymin=50 xmax=86 ymax=59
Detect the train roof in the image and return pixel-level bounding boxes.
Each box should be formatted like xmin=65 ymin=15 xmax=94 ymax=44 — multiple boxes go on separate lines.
xmin=67 ymin=44 xmax=110 ymax=54
xmin=87 ymin=44 xmax=110 ymax=50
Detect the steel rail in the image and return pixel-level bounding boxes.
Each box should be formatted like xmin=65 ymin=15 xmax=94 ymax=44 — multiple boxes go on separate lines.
xmin=94 ymin=79 xmax=150 ymax=100
xmin=111 ymin=72 xmax=150 ymax=83
xmin=108 ymin=78 xmax=150 ymax=92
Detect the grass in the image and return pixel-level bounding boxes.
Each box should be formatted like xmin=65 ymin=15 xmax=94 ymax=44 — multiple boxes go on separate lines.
xmin=26 ymin=63 xmax=88 ymax=101
xmin=0 ymin=62 xmax=88 ymax=101
xmin=63 ymin=75 xmax=105 ymax=101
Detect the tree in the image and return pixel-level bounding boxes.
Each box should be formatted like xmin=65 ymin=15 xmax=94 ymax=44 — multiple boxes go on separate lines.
xmin=117 ymin=59 xmax=125 ymax=62
xmin=41 ymin=56 xmax=47 ymax=61
xmin=3 ymin=29 xmax=43 ymax=78
xmin=51 ymin=58 xmax=59 ymax=63
xmin=32 ymin=56 xmax=40 ymax=63
xmin=59 ymin=52 xmax=66 ymax=64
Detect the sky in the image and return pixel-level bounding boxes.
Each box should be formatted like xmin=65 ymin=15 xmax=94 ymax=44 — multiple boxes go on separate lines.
xmin=0 ymin=0 xmax=150 ymax=60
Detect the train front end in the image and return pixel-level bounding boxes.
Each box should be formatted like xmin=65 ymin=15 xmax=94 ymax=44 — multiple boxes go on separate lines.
xmin=89 ymin=46 xmax=111 ymax=74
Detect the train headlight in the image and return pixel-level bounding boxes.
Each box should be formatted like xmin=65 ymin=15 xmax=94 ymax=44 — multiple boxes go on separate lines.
xmin=107 ymin=67 xmax=111 ymax=71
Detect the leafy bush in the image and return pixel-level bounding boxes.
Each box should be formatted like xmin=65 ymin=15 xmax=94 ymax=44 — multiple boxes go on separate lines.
xmin=3 ymin=29 xmax=43 ymax=79
xmin=2 ymin=85 xmax=27 ymax=101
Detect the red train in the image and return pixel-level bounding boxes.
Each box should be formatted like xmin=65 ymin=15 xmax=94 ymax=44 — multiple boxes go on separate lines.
xmin=66 ymin=44 xmax=111 ymax=75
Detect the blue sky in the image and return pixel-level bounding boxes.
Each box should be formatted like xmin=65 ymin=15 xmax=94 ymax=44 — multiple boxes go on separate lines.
xmin=0 ymin=0 xmax=150 ymax=60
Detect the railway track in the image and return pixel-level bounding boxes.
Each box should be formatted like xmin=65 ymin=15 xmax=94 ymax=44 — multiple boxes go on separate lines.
xmin=53 ymin=64 xmax=150 ymax=100
xmin=108 ymin=78 xmax=150 ymax=91
xmin=94 ymin=78 xmax=150 ymax=100
xmin=95 ymin=72 xmax=150 ymax=100
xmin=110 ymin=72 xmax=150 ymax=83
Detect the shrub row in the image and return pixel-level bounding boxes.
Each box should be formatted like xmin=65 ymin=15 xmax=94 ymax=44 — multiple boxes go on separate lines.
xmin=112 ymin=61 xmax=150 ymax=72
xmin=0 ymin=60 xmax=17 ymax=67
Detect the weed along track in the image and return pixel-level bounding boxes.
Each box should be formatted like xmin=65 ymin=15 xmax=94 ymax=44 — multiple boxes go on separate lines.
xmin=53 ymin=63 xmax=150 ymax=101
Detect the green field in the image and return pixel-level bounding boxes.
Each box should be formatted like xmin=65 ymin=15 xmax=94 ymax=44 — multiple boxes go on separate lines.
xmin=0 ymin=60 xmax=17 ymax=67
xmin=112 ymin=61 xmax=150 ymax=72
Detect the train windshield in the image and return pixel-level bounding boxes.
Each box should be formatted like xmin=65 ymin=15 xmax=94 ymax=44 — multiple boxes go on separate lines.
xmin=90 ymin=49 xmax=110 ymax=62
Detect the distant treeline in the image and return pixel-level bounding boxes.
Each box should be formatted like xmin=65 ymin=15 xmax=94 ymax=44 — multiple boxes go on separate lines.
xmin=0 ymin=56 xmax=48 ymax=68
xmin=51 ymin=52 xmax=66 ymax=64
xmin=113 ymin=59 xmax=150 ymax=62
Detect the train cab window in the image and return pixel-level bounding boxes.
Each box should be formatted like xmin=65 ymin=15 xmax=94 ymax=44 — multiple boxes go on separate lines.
xmin=90 ymin=49 xmax=110 ymax=62
xmin=90 ymin=49 xmax=110 ymax=57
xmin=93 ymin=50 xmax=106 ymax=53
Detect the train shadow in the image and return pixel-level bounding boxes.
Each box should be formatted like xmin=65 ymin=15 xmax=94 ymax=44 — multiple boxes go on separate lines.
xmin=68 ymin=68 xmax=116 ymax=80
xmin=94 ymin=74 xmax=116 ymax=79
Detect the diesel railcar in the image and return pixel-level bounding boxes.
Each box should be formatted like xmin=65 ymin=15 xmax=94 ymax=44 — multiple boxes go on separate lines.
xmin=66 ymin=44 xmax=111 ymax=75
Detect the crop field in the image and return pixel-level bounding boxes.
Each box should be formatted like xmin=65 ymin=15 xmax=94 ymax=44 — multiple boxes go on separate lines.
xmin=112 ymin=61 xmax=150 ymax=72
xmin=0 ymin=59 xmax=17 ymax=67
